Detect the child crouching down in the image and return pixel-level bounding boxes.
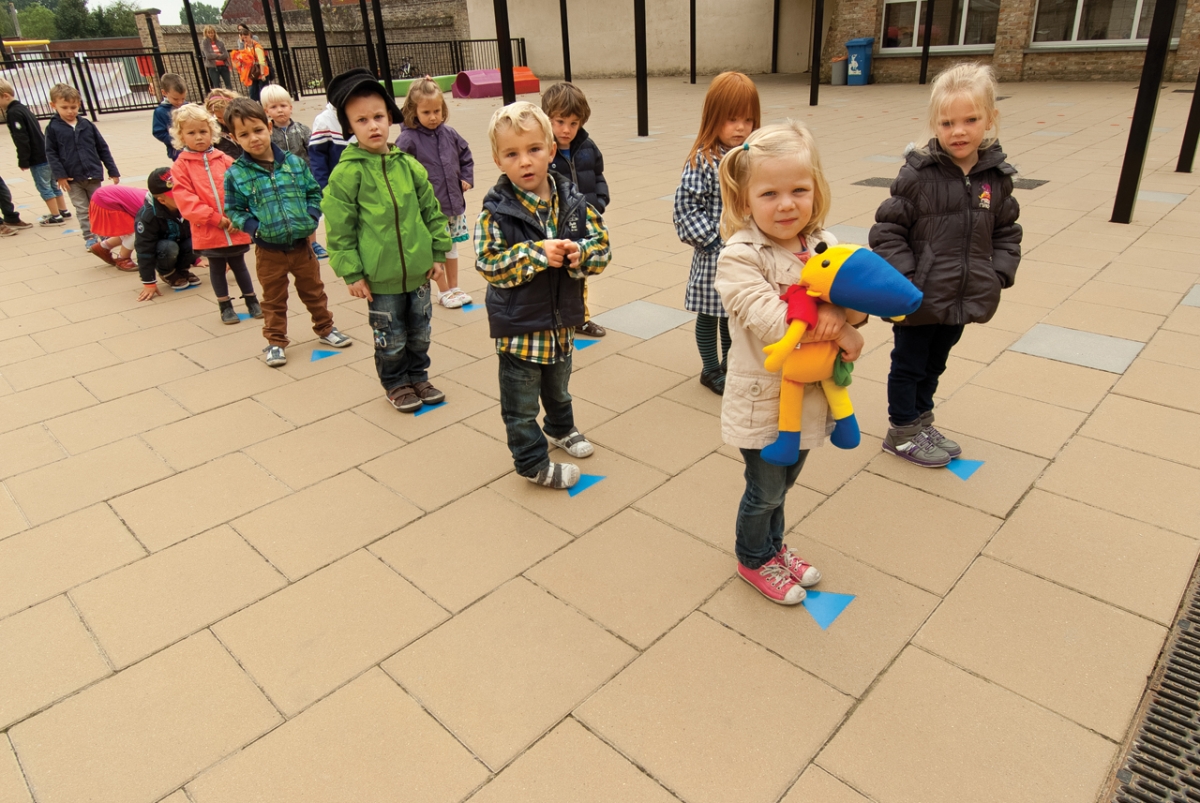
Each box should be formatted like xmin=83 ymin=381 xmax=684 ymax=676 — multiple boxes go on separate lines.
xmin=323 ymin=69 xmax=450 ymax=413
xmin=476 ymin=102 xmax=611 ymax=490
xmin=715 ymin=122 xmax=866 ymax=605
xmin=135 ymin=167 xmax=201 ymax=301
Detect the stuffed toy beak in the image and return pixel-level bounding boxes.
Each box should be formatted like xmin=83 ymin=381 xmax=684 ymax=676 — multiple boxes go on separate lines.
xmin=827 ymin=249 xmax=923 ymax=318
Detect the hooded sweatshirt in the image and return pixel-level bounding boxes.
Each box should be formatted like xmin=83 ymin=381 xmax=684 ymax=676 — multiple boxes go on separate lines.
xmin=321 ymin=143 xmax=451 ymax=295
xmin=172 ymin=147 xmax=253 ymax=252
xmin=396 ymin=122 xmax=474 ymax=217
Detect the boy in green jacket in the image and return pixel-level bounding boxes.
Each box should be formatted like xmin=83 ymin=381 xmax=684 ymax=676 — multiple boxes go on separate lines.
xmin=322 ymin=69 xmax=450 ymax=412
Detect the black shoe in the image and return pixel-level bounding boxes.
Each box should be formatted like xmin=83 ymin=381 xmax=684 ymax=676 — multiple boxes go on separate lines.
xmin=219 ymin=299 xmax=240 ymax=325
xmin=700 ymin=368 xmax=725 ymax=396
xmin=243 ymin=295 xmax=263 ymax=319
xmin=59 ymin=209 xmax=72 ymax=219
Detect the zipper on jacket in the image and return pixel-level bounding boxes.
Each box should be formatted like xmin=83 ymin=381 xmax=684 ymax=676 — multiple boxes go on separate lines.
xmin=202 ymin=152 xmax=233 ymax=247
xmin=957 ymin=174 xmax=972 ymax=321
xmin=380 ymin=154 xmax=409 ymax=288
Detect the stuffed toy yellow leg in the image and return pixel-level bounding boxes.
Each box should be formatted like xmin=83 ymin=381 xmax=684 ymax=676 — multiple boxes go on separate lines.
xmin=762 ymin=335 xmax=860 ymax=465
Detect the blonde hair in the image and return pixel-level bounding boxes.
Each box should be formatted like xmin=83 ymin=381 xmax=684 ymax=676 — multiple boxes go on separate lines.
xmin=718 ymin=120 xmax=831 ymax=241
xmin=203 ymin=25 xmax=217 ymax=38
xmin=205 ymin=88 xmax=238 ymax=132
xmin=0 ymin=78 xmax=13 ymax=97
xmin=487 ymin=101 xmax=553 ymax=160
xmin=926 ymin=62 xmax=1000 ymax=151
xmin=171 ymin=103 xmax=220 ymax=150
xmin=49 ymin=83 xmax=80 ymax=103
xmin=686 ymin=71 xmax=761 ymax=170
xmin=259 ymin=84 xmax=292 ymax=107
xmin=402 ymin=77 xmax=449 ymax=129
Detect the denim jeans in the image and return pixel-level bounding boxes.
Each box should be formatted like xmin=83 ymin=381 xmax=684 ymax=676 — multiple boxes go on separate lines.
xmin=887 ymin=323 xmax=965 ymax=425
xmin=498 ymin=351 xmax=575 ymax=477
xmin=736 ymin=448 xmax=809 ymax=570
xmin=369 ymin=287 xmax=432 ymax=392
xmin=206 ymin=65 xmax=232 ymax=90
xmin=30 ymin=163 xmax=63 ymax=201
xmin=0 ymin=175 xmax=17 ymax=223
xmin=153 ymin=239 xmax=191 ymax=281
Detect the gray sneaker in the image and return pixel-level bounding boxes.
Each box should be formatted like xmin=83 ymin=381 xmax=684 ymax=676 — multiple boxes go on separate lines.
xmin=919 ymin=410 xmax=961 ymax=458
xmin=263 ymin=345 xmax=287 ymax=367
xmin=883 ymin=420 xmax=951 ymax=468
xmin=318 ymin=327 xmax=351 ymax=348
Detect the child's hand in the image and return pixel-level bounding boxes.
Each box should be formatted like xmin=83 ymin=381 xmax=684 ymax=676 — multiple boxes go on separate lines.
xmin=137 ymin=284 xmax=161 ymax=302
xmin=428 ymin=263 xmax=445 ymax=283
xmin=347 ymin=278 xmax=373 ymax=302
xmin=543 ymin=239 xmax=567 ymax=268
xmin=460 ymin=180 xmax=471 ymax=192
xmin=837 ymin=325 xmax=865 ymax=362
xmin=564 ymin=240 xmax=581 ymax=269
xmin=57 ymin=178 xmax=70 ymax=191
xmin=810 ymin=304 xmax=847 ymax=342
xmin=218 ymin=216 xmax=234 ymax=231
xmin=111 ymin=176 xmax=120 ymax=185
xmin=20 ymin=167 xmax=28 ymax=172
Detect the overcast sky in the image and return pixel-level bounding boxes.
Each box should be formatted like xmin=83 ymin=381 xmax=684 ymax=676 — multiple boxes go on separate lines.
xmin=95 ymin=0 xmax=185 ymax=26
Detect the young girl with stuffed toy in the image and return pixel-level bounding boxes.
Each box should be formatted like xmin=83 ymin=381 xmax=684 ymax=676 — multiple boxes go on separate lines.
xmin=715 ymin=121 xmax=866 ymax=606
xmin=870 ymin=63 xmax=1021 ymax=468
xmin=170 ymin=103 xmax=261 ymax=324
xmin=674 ymin=71 xmax=760 ymax=397
xmin=396 ymin=77 xmax=475 ymax=309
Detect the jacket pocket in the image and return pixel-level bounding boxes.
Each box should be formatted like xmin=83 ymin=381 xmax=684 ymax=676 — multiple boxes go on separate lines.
xmin=725 ymin=373 xmax=782 ymax=431
xmin=912 ymin=242 xmax=935 ymax=290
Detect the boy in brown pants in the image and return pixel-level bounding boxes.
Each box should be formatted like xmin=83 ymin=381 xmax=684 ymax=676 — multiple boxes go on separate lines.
xmin=222 ymin=98 xmax=350 ymax=367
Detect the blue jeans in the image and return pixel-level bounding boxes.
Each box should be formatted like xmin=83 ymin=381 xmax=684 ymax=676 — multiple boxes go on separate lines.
xmin=887 ymin=323 xmax=965 ymax=425
xmin=368 ymin=287 xmax=432 ymax=392
xmin=736 ymin=448 xmax=809 ymax=569
xmin=498 ymin=351 xmax=575 ymax=477
xmin=30 ymin=163 xmax=63 ymax=201
xmin=153 ymin=239 xmax=192 ymax=280
xmin=0 ymin=175 xmax=17 ymax=223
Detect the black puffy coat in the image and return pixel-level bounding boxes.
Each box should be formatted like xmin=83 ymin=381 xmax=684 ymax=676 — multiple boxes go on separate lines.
xmin=550 ymin=126 xmax=608 ymax=213
xmin=869 ymin=140 xmax=1021 ymax=327
xmin=5 ymin=100 xmax=46 ymax=169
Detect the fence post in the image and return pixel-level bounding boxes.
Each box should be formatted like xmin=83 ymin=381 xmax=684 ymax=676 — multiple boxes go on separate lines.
xmin=306 ymin=0 xmax=333 ymax=90
xmin=259 ymin=0 xmax=286 ymax=93
xmin=186 ymin=53 xmax=205 ymax=105
xmin=451 ymin=39 xmax=462 ymax=74
xmin=357 ymin=0 xmax=379 ymax=77
xmin=370 ymin=0 xmax=393 ymax=94
xmin=634 ymin=0 xmax=647 ymax=136
xmin=492 ymin=0 xmax=516 ymax=103
xmin=558 ymin=0 xmax=571 ymax=81
xmin=689 ymin=0 xmax=695 ymax=84
xmin=1177 ymin=69 xmax=1200 ymax=173
xmin=180 ymin=0 xmax=210 ymax=93
xmin=810 ymin=0 xmax=823 ymax=105
xmin=73 ymin=55 xmax=101 ymax=119
xmin=145 ymin=16 xmax=166 ymax=78
xmin=271 ymin=0 xmax=298 ymax=98
xmin=918 ymin=0 xmax=935 ymax=84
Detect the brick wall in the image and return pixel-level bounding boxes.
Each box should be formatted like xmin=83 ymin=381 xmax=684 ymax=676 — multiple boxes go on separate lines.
xmin=1022 ymin=49 xmax=1177 ymax=81
xmin=992 ymin=0 xmax=1035 ymax=80
xmin=872 ymin=53 xmax=993 ymax=83
xmin=821 ymin=0 xmax=881 ymax=81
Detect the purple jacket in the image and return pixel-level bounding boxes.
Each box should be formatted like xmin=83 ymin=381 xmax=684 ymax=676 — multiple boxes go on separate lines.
xmin=396 ymin=122 xmax=474 ymax=217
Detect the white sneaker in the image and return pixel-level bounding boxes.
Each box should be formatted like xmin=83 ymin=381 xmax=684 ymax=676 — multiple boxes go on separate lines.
xmin=527 ymin=461 xmax=580 ymax=489
xmin=318 ymin=327 xmax=352 ymax=348
xmin=450 ymin=287 xmax=473 ymax=305
xmin=439 ymin=290 xmax=465 ymax=309
xmin=548 ymin=428 xmax=594 ymax=458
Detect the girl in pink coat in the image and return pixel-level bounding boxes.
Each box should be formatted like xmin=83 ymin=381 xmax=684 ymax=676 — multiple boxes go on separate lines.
xmin=88 ymin=183 xmax=149 ymax=270
xmin=171 ymin=104 xmax=261 ymax=324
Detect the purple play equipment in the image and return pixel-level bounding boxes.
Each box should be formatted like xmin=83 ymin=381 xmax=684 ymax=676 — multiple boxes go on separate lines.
xmin=452 ymin=67 xmax=541 ymax=99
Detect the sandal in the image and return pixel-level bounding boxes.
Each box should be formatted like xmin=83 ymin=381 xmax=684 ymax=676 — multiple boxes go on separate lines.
xmin=575 ymin=320 xmax=606 ymax=337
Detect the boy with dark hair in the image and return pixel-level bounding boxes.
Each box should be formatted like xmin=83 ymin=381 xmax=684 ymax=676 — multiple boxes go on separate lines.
xmin=222 ymin=97 xmax=350 ymax=368
xmin=542 ymin=81 xmax=609 ymax=338
xmin=0 ymin=78 xmax=68 ymax=227
xmin=323 ymin=68 xmax=450 ymax=412
xmin=476 ymin=101 xmax=611 ymax=490
xmin=153 ymin=73 xmax=188 ymax=160
xmin=44 ymin=83 xmax=120 ymax=250
xmin=134 ymin=167 xmax=201 ymax=301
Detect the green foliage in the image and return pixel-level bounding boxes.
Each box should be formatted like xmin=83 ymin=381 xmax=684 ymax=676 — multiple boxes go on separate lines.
xmin=1 ymin=7 xmax=14 ymax=37
xmin=190 ymin=1 xmax=222 ymax=25
xmin=13 ymin=0 xmax=58 ymax=13
xmin=92 ymin=0 xmax=138 ymax=36
xmin=17 ymin=2 xmax=56 ymax=38
xmin=55 ymin=0 xmax=94 ymax=39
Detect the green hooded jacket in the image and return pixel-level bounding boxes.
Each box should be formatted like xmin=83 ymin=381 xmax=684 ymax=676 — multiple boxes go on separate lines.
xmin=322 ymin=143 xmax=451 ymax=295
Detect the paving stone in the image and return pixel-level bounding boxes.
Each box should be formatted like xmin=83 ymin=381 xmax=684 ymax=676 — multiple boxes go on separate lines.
xmin=44 ymin=389 xmax=190 ymax=455
xmin=933 ymin=384 xmax=1087 ymax=458
xmin=781 ymin=767 xmax=871 ymax=803
xmin=590 ymin=299 xmax=695 ymax=340
xmin=1081 ymin=393 xmax=1200 ymax=469
xmin=78 ymin=351 xmax=206 ymax=402
xmin=1009 ymin=323 xmax=1145 ymax=373
xmin=587 ymin=397 xmax=722 ymax=474
xmin=1183 ymin=284 xmax=1200 ymax=307
xmin=570 ymin=354 xmax=688 ymax=412
xmin=0 ymin=736 xmax=32 ymax=803
xmin=969 ymin=350 xmax=1115 ymax=412
xmin=0 ymin=425 xmax=66 ymax=479
xmin=244 ymin=411 xmax=403 ymax=490
xmin=0 ymin=378 xmax=97 ymax=434
xmin=252 ymin=365 xmax=383 ymax=426
xmin=1114 ymin=357 xmax=1200 ymax=414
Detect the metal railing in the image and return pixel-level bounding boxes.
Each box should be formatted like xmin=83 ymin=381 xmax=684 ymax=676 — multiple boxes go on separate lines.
xmin=0 ymin=55 xmax=93 ymax=119
xmin=75 ymin=49 xmax=205 ymax=115
xmin=290 ymin=37 xmax=527 ymax=96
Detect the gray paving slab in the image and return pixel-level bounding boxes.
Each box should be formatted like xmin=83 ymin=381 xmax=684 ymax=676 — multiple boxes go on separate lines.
xmin=590 ymin=299 xmax=695 ymax=340
xmin=1009 ymin=323 xmax=1145 ymax=374
xmin=1137 ymin=190 xmax=1188 ymax=205
xmin=829 ymin=224 xmax=872 ymax=245
xmin=1183 ymin=285 xmax=1200 ymax=307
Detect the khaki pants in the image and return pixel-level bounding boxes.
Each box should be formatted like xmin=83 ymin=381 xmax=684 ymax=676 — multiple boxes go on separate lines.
xmin=254 ymin=243 xmax=334 ymax=347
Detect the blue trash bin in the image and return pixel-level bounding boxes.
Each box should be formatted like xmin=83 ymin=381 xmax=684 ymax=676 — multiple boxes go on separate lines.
xmin=845 ymin=37 xmax=875 ymax=86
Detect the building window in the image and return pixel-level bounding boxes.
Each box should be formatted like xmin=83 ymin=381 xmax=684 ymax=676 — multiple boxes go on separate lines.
xmin=881 ymin=0 xmax=1000 ymax=48
xmin=1032 ymin=0 xmax=1185 ymax=41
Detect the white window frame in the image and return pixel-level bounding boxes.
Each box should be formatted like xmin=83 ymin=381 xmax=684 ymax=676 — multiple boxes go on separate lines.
xmin=878 ymin=0 xmax=997 ymax=50
xmin=1027 ymin=0 xmax=1182 ymax=44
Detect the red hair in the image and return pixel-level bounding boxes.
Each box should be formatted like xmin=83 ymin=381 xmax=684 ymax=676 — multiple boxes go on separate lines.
xmin=686 ymin=71 xmax=761 ymax=169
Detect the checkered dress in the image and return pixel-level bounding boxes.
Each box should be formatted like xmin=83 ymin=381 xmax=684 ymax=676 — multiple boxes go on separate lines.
xmin=673 ymin=150 xmax=727 ymax=317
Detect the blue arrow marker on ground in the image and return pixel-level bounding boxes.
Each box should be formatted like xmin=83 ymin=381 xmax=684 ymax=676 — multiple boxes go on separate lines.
xmin=802 ymin=590 xmax=855 ymax=630
xmin=237 ymin=313 xmax=252 ymax=321
xmin=310 ymin=349 xmax=340 ymax=362
xmin=173 ymin=284 xmax=197 ymax=293
xmin=574 ymin=338 xmax=600 ymax=350
xmin=413 ymin=401 xmax=446 ymax=416
xmin=63 ymin=228 xmax=79 ymax=234
xmin=460 ymin=303 xmax=483 ymax=312
xmin=946 ymin=459 xmax=985 ymax=481
xmin=16 ymin=204 xmax=28 ymax=209
xmin=569 ymin=474 xmax=605 ymax=497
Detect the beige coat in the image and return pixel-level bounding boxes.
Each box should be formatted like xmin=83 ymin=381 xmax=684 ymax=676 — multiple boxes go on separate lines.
xmin=715 ymin=223 xmax=839 ymax=451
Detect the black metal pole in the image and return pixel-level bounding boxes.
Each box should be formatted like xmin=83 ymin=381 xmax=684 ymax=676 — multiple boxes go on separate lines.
xmin=259 ymin=0 xmax=284 ymax=93
xmin=180 ymin=0 xmax=209 ymax=92
xmin=270 ymin=0 xmax=297 ymax=98
xmin=918 ymin=0 xmax=935 ymax=84
xmin=493 ymin=0 xmax=516 ymax=103
xmin=809 ymin=0 xmax=823 ymax=105
xmin=306 ymin=0 xmax=332 ymax=90
xmin=1177 ymin=69 xmax=1200 ymax=172
xmin=689 ymin=0 xmax=696 ymax=84
xmin=771 ymin=0 xmax=780 ymax=73
xmin=1112 ymin=0 xmax=1179 ymax=223
xmin=558 ymin=0 xmax=571 ymax=81
xmin=357 ymin=0 xmax=378 ymax=77
xmin=145 ymin=16 xmax=166 ymax=78
xmin=370 ymin=0 xmax=393 ymax=95
xmin=634 ymin=0 xmax=648 ymax=135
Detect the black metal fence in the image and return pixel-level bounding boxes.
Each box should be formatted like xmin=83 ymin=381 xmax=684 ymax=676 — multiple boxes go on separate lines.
xmin=0 ymin=55 xmax=93 ymax=119
xmin=77 ymin=49 xmax=206 ymax=115
xmin=290 ymin=38 xmax=527 ymax=96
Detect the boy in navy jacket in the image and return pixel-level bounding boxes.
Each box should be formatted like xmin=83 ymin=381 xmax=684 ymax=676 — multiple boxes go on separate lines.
xmin=44 ymin=83 xmax=120 ymax=248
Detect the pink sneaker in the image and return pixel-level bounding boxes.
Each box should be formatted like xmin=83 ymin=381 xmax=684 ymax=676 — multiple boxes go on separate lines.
xmin=737 ymin=555 xmax=807 ymax=605
xmin=778 ymin=545 xmax=822 ymax=587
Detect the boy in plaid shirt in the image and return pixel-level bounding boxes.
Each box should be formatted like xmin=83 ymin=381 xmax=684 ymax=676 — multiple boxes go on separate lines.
xmin=222 ymin=98 xmax=350 ymax=368
xmin=476 ymin=102 xmax=611 ymax=490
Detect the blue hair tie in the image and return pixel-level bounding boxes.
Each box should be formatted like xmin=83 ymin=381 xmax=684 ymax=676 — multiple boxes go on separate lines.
xmin=743 ymin=142 xmax=750 ymax=151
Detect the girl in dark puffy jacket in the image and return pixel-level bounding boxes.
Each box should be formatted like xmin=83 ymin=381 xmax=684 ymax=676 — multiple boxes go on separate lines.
xmin=870 ymin=63 xmax=1021 ymax=468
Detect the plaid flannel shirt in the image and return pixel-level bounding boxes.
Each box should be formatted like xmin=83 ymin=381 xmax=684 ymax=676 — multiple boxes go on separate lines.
xmin=673 ymin=149 xmax=728 ymax=316
xmin=475 ymin=175 xmax=610 ymax=364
